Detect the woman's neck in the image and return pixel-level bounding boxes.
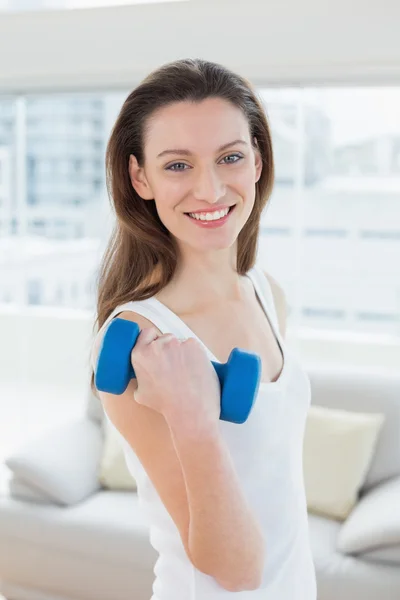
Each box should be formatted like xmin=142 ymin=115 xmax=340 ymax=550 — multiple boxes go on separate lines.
xmin=156 ymin=268 xmax=249 ymax=315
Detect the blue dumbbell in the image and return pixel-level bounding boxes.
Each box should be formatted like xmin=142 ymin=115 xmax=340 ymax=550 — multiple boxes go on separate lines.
xmin=95 ymin=317 xmax=262 ymax=424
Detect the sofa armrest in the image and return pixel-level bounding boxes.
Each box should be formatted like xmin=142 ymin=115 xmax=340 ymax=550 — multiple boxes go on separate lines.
xmin=337 ymin=475 xmax=400 ymax=554
xmin=5 ymin=418 xmax=103 ymax=506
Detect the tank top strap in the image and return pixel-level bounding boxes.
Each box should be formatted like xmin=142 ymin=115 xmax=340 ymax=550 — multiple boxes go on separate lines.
xmin=246 ymin=264 xmax=281 ymax=338
xmin=90 ymin=298 xmax=186 ymax=374
xmin=104 ymin=298 xmax=184 ymax=337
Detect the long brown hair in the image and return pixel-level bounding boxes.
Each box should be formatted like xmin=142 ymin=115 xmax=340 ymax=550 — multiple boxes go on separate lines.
xmin=90 ymin=58 xmax=275 ymax=394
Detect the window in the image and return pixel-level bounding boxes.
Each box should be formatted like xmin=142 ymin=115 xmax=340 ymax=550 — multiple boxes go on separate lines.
xmin=258 ymin=87 xmax=400 ymax=337
xmin=304 ymin=229 xmax=348 ymax=238
xmin=360 ymin=230 xmax=400 ymax=240
xmin=0 ymin=88 xmax=399 ymax=338
xmin=302 ymin=307 xmax=346 ymax=320
xmin=0 ymin=91 xmax=122 ymax=308
xmin=27 ymin=278 xmax=42 ymax=305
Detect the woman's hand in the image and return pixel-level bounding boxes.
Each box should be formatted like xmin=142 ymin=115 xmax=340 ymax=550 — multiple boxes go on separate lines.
xmin=130 ymin=327 xmax=221 ymax=426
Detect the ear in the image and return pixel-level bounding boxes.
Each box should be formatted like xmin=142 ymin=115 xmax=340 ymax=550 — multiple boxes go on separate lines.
xmin=128 ymin=154 xmax=154 ymax=200
xmin=253 ymin=137 xmax=262 ymax=183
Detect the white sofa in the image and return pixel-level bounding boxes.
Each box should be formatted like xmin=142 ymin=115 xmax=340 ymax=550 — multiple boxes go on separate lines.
xmin=0 ymin=366 xmax=400 ymax=600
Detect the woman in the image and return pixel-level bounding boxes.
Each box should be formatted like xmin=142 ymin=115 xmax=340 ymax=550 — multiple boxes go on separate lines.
xmin=90 ymin=58 xmax=317 ymax=599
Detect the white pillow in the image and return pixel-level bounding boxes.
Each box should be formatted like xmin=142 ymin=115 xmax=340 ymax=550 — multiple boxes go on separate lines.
xmin=303 ymin=405 xmax=385 ymax=521
xmin=98 ymin=419 xmax=137 ymax=491
xmin=5 ymin=419 xmax=103 ymax=506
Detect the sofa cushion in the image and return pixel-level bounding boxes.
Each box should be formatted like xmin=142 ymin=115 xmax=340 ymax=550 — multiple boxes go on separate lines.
xmin=8 ymin=474 xmax=53 ymax=504
xmin=99 ymin=418 xmax=137 ymax=491
xmin=86 ymin=386 xmax=104 ymax=424
xmin=0 ymin=491 xmax=158 ymax=600
xmin=308 ymin=367 xmax=400 ymax=491
xmin=0 ymin=490 xmax=156 ymax=567
xmin=303 ymin=405 xmax=385 ymax=520
xmin=362 ymin=546 xmax=400 ymax=567
xmin=337 ymin=476 xmax=400 ymax=555
xmin=5 ymin=418 xmax=103 ymax=506
xmin=308 ymin=512 xmax=400 ymax=599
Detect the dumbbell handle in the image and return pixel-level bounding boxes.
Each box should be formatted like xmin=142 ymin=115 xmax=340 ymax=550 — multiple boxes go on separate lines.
xmin=95 ymin=318 xmax=261 ymax=424
xmin=112 ymin=352 xmax=226 ymax=391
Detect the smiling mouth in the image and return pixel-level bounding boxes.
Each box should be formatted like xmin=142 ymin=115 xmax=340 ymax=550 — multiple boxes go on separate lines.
xmin=184 ymin=205 xmax=236 ymax=221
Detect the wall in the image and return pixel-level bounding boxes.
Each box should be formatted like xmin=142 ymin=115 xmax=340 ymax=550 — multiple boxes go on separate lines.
xmin=0 ymin=0 xmax=399 ymax=93
xmin=0 ymin=307 xmax=95 ymax=389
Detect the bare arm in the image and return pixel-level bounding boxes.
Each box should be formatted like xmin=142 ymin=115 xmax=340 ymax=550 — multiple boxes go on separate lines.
xmin=93 ymin=311 xmax=265 ymax=592
xmin=166 ymin=410 xmax=265 ymax=592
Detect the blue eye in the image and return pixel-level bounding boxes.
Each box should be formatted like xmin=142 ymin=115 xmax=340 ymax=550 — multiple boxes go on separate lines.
xmin=221 ymin=153 xmax=243 ymax=164
xmin=166 ymin=162 xmax=188 ymax=172
xmin=165 ymin=153 xmax=243 ymax=172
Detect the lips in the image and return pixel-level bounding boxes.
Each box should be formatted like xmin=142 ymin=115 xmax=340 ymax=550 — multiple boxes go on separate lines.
xmin=184 ymin=204 xmax=235 ymax=216
xmin=185 ymin=204 xmax=236 ymax=228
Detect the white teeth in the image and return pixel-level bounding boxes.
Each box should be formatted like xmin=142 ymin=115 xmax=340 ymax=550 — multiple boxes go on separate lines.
xmin=188 ymin=207 xmax=230 ymax=221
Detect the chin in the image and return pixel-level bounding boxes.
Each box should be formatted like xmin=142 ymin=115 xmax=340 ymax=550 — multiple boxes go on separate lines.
xmin=196 ymin=238 xmax=237 ymax=252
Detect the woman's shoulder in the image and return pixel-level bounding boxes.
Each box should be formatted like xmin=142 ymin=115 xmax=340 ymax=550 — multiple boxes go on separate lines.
xmin=113 ymin=309 xmax=163 ymax=336
xmin=91 ymin=302 xmax=162 ymax=371
xmin=97 ymin=301 xmax=164 ymax=343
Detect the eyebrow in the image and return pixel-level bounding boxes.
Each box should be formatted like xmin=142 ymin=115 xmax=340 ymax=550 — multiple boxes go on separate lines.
xmin=156 ymin=139 xmax=248 ymax=159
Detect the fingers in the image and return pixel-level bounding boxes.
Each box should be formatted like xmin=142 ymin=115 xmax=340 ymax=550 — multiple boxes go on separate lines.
xmin=135 ymin=327 xmax=177 ymax=351
xmin=135 ymin=327 xmax=160 ymax=346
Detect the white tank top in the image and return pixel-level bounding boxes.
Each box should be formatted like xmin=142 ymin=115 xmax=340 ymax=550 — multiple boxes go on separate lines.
xmin=92 ymin=264 xmax=317 ymax=600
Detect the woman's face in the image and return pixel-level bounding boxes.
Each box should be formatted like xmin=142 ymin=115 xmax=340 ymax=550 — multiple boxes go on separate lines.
xmin=129 ymin=97 xmax=262 ymax=254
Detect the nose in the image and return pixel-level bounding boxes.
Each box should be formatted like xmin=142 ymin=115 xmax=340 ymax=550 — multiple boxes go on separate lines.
xmin=192 ymin=166 xmax=226 ymax=204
